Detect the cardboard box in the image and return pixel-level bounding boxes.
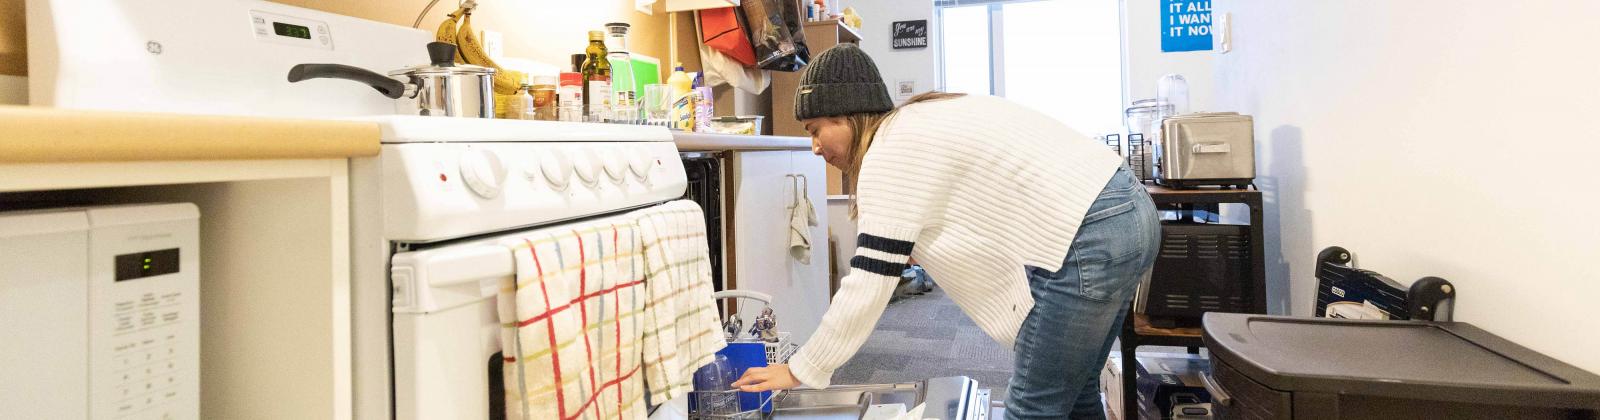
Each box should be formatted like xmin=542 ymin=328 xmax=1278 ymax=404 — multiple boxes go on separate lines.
xmin=1100 ymin=354 xmax=1124 ymax=420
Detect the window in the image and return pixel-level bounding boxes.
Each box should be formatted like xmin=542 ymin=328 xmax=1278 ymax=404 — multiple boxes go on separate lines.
xmin=939 ymin=5 xmax=993 ymax=96
xmin=936 ymin=0 xmax=1124 ymax=134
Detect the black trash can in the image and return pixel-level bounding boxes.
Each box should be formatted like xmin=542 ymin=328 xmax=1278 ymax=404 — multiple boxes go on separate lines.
xmin=1201 ymin=313 xmax=1600 ymax=420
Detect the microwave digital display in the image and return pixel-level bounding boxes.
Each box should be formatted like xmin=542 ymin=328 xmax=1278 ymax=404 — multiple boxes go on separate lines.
xmin=273 ymin=21 xmax=312 ymax=40
xmin=115 ymin=248 xmax=180 ymax=281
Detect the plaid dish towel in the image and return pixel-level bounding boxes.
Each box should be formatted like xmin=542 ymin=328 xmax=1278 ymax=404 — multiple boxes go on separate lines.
xmin=499 ymin=220 xmax=649 ymax=420
xmin=633 ymin=200 xmax=728 ymax=403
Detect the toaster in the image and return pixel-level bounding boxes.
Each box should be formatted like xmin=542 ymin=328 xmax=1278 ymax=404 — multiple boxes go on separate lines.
xmin=1154 ymin=112 xmax=1255 ymax=188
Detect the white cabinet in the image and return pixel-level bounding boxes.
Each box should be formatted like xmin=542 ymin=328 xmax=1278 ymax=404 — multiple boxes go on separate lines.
xmin=1 ymin=160 xmax=355 ymax=420
xmin=728 ymin=150 xmax=831 ymax=344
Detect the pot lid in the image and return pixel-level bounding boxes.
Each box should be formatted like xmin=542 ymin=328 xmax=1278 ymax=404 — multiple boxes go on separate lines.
xmin=389 ymin=63 xmax=496 ymax=77
xmin=389 ymin=42 xmax=497 ymax=77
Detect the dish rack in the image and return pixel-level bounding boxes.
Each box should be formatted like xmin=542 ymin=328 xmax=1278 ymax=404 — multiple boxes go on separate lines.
xmin=1101 ymin=132 xmax=1151 ymax=180
xmin=687 ymin=290 xmax=801 ymax=419
xmin=691 ymin=389 xmax=781 ymax=419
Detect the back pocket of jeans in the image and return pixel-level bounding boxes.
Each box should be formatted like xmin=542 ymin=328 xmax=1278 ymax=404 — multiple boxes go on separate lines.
xmin=1075 ymin=250 xmax=1141 ymax=302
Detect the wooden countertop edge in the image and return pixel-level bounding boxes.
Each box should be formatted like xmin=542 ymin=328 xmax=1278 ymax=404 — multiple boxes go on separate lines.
xmin=0 ymin=106 xmax=381 ymax=163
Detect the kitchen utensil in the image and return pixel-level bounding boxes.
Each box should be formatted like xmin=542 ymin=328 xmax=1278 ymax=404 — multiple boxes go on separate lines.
xmin=288 ymin=42 xmax=496 ymax=117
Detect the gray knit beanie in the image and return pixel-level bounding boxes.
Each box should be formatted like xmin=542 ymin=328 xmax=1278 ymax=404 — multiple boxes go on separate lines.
xmin=794 ymin=44 xmax=895 ymax=120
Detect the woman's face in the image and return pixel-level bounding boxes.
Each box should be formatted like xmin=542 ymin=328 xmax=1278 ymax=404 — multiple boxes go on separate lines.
xmin=802 ymin=116 xmax=853 ymax=169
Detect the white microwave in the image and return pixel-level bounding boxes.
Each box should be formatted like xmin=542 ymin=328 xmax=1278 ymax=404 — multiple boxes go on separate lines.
xmin=0 ymin=203 xmax=200 ymax=420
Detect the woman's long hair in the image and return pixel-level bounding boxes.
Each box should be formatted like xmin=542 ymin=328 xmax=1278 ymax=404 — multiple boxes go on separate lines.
xmin=840 ymin=91 xmax=965 ymax=217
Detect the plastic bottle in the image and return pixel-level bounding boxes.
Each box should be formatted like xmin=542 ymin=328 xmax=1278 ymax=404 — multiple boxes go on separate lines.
xmin=667 ymin=63 xmax=692 ymax=98
xmin=692 ymin=73 xmax=714 ymax=133
xmin=667 ymin=64 xmax=694 ymax=130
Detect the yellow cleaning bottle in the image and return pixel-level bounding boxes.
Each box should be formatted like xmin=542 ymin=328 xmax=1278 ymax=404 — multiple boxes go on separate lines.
xmin=667 ymin=63 xmax=694 ymax=130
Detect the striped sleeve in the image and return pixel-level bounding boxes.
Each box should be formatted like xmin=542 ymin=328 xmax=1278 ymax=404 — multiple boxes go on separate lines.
xmin=785 ymin=112 xmax=952 ymax=389
xmin=787 ymin=221 xmax=920 ymax=389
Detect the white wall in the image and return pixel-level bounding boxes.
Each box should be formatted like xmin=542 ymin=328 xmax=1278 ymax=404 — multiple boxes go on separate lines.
xmin=1122 ymin=0 xmax=1215 ymax=110
xmin=1215 ymin=0 xmax=1600 ymax=374
xmin=843 ymin=0 xmax=937 ymax=103
xmin=827 ymin=0 xmax=936 ymax=282
xmin=0 ymin=75 xmax=24 ymax=104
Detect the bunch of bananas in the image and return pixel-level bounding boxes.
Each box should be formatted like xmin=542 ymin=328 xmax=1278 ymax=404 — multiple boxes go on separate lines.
xmin=437 ymin=3 xmax=523 ymax=95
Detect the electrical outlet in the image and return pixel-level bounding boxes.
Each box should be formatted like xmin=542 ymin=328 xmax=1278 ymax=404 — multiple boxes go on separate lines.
xmin=482 ymin=29 xmax=504 ymax=61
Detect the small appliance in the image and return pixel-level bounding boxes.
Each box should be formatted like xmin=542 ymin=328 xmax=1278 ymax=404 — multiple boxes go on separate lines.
xmin=0 ymin=203 xmax=200 ymax=420
xmin=1154 ymin=112 xmax=1255 ymax=189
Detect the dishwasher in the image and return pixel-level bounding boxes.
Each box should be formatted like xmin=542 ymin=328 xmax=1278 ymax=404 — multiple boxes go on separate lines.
xmin=755 ymin=376 xmax=995 ymax=420
xmin=688 ymin=292 xmax=997 ymax=420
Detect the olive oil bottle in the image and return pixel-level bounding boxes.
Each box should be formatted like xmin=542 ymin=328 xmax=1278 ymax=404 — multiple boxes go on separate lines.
xmin=581 ymin=30 xmax=612 ymax=121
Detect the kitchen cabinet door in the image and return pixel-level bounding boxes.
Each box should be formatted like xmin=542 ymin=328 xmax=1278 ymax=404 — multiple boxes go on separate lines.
xmin=788 ymin=150 xmax=831 ymax=339
xmin=728 ymin=150 xmax=831 ymax=344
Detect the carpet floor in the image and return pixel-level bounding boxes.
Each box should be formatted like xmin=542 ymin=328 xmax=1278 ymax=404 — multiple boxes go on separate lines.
xmin=830 ymin=286 xmax=1018 ymax=402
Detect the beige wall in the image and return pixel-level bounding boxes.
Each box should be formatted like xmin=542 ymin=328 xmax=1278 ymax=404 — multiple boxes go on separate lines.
xmin=0 ymin=0 xmax=694 ymax=78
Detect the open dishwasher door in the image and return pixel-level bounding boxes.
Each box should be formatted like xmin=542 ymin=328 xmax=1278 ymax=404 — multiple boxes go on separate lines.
xmin=765 ymin=376 xmax=993 ymax=420
xmin=920 ymin=377 xmax=992 ymax=420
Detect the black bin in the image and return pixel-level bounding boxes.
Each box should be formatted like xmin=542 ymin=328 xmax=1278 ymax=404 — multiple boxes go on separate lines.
xmin=1201 ymin=313 xmax=1600 ymax=420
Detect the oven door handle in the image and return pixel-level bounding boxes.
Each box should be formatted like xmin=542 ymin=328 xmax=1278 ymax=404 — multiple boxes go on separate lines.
xmin=409 ymin=245 xmax=516 ymax=288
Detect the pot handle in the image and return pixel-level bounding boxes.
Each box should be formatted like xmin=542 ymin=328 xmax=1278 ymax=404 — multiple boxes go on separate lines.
xmin=287 ymin=63 xmax=407 ymax=99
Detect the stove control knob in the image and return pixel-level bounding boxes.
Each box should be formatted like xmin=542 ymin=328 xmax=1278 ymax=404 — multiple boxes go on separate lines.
xmin=541 ymin=150 xmax=573 ymax=190
xmin=601 ymin=148 xmax=627 ymax=183
xmin=521 ymin=153 xmax=541 ymax=184
xmin=459 ymin=148 xmax=506 ymax=199
xmin=627 ymin=149 xmax=651 ymax=181
xmin=573 ymin=147 xmax=601 ymax=185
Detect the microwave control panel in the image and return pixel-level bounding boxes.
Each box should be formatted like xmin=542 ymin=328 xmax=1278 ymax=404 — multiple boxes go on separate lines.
xmin=89 ymin=207 xmax=200 ymax=420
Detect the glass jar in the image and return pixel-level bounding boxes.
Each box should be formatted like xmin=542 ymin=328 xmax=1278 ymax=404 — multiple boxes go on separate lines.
xmin=531 ymin=75 xmax=557 ymax=121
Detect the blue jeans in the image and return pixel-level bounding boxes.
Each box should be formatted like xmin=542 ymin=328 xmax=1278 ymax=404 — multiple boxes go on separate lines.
xmin=1007 ymin=167 xmax=1159 ymax=420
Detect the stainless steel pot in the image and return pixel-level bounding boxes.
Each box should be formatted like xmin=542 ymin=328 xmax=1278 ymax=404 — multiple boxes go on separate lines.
xmin=288 ymin=42 xmax=495 ymax=118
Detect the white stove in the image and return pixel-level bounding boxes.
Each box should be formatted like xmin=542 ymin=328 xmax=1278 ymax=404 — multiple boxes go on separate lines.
xmin=29 ymin=1 xmax=690 ymax=419
xmin=350 ymin=117 xmax=686 ymax=420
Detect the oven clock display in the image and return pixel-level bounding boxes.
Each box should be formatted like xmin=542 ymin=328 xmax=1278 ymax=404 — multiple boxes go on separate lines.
xmin=273 ymin=21 xmax=312 ymax=40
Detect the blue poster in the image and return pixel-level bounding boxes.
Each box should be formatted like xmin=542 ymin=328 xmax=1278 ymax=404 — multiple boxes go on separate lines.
xmin=1161 ymin=0 xmax=1213 ymax=52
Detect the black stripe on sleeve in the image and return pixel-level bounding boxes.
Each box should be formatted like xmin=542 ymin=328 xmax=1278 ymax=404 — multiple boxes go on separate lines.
xmin=856 ymin=233 xmax=915 ymax=256
xmin=850 ymin=255 xmax=909 ymax=277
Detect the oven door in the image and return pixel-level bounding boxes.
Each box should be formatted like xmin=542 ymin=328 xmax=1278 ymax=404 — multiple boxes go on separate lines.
xmin=387 ymin=211 xmax=641 ymax=420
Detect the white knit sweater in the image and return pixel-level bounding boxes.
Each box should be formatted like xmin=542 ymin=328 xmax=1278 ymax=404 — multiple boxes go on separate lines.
xmin=787 ymin=95 xmax=1124 ymax=388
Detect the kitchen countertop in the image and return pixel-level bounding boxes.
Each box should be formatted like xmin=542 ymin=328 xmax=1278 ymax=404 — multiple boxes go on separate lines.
xmin=672 ymin=131 xmax=811 ymax=152
xmin=0 ymin=106 xmax=380 ymax=163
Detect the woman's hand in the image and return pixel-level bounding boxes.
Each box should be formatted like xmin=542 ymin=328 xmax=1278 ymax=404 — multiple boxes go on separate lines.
xmin=730 ymin=364 xmax=802 ymax=392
